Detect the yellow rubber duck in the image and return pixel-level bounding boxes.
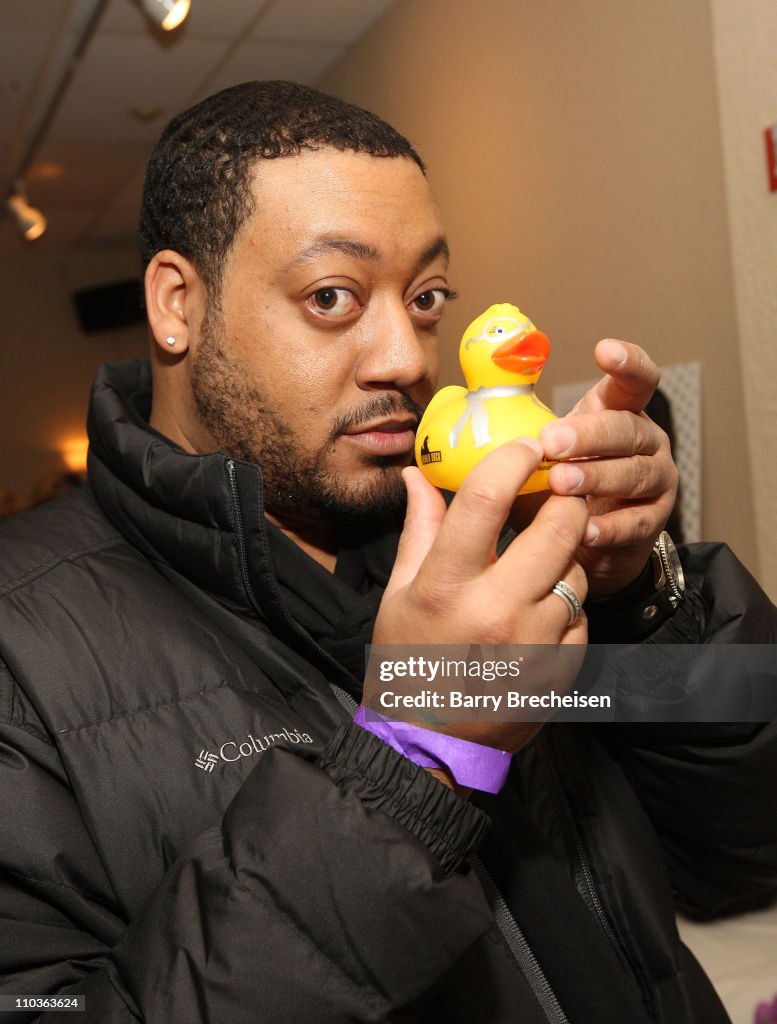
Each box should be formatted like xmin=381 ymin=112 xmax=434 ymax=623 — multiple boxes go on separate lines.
xmin=415 ymin=303 xmax=557 ymax=493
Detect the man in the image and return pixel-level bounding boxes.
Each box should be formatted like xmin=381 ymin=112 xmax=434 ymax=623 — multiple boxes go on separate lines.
xmin=0 ymin=81 xmax=775 ymax=1023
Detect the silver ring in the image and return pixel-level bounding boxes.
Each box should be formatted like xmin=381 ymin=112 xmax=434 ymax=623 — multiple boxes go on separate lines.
xmin=551 ymin=579 xmax=582 ymax=626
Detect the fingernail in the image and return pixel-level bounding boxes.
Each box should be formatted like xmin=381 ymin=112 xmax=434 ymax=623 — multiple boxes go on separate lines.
xmin=542 ymin=424 xmax=576 ymax=457
xmin=600 ymin=338 xmax=628 ymax=367
xmin=516 ymin=436 xmax=543 ymax=457
xmin=583 ymin=521 xmax=600 ymax=545
xmin=557 ymin=465 xmax=584 ymax=491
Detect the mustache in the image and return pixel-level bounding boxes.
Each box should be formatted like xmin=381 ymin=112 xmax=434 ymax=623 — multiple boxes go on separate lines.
xmin=330 ymin=393 xmax=425 ymax=436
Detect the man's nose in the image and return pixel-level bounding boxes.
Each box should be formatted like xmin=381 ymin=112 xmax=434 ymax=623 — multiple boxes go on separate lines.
xmin=356 ymin=301 xmax=434 ymax=391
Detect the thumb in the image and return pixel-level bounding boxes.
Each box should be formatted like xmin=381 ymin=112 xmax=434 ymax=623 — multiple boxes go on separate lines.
xmin=385 ymin=467 xmax=447 ymax=596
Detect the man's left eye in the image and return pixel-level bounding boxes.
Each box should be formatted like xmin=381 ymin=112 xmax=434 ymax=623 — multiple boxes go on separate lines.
xmin=411 ymin=289 xmax=449 ymax=317
xmin=307 ymin=288 xmax=359 ymax=318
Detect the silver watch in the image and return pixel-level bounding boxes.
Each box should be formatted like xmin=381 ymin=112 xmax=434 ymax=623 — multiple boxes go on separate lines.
xmin=651 ymin=530 xmax=685 ymax=607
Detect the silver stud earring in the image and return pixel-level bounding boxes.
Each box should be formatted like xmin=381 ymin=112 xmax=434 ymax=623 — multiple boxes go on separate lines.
xmin=165 ymin=336 xmax=176 ymax=346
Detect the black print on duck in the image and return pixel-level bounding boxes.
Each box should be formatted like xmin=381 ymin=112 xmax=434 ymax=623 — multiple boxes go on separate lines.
xmin=420 ymin=435 xmax=443 ymax=464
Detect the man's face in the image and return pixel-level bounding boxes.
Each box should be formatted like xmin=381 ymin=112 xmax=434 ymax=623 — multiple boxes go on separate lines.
xmin=190 ymin=149 xmax=450 ymax=525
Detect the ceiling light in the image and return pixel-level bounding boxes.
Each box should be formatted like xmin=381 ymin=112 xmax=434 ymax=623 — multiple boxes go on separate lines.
xmin=5 ymin=191 xmax=47 ymax=241
xmin=141 ymin=0 xmax=191 ymax=31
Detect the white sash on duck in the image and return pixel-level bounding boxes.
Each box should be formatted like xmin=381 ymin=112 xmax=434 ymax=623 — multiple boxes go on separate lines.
xmin=449 ymin=384 xmax=533 ymax=449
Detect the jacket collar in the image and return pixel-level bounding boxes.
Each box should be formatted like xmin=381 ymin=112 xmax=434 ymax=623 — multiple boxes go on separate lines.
xmin=87 ymin=359 xmax=272 ymax=618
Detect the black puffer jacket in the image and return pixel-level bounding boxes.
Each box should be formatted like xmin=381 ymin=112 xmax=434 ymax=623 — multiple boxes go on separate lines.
xmin=0 ymin=360 xmax=776 ymax=1023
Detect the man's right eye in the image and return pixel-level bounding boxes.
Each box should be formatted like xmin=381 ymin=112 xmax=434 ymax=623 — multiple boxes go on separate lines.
xmin=307 ymin=287 xmax=360 ymax=318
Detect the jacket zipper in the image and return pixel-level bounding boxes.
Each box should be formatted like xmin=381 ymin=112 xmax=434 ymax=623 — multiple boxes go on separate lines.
xmin=226 ymin=459 xmax=265 ymax=620
xmin=538 ymin=730 xmax=655 ymax=1017
xmin=471 ymin=855 xmax=570 ymax=1024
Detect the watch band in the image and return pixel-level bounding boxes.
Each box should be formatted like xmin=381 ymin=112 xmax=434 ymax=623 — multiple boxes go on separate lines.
xmin=352 ymin=706 xmax=512 ymax=794
xmin=653 ymin=530 xmax=685 ymax=607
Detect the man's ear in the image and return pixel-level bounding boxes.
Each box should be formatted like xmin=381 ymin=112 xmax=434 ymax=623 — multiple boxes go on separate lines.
xmin=144 ymin=250 xmax=204 ymax=356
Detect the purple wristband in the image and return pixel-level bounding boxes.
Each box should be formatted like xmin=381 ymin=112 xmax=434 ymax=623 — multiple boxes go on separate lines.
xmin=352 ymin=706 xmax=511 ymax=794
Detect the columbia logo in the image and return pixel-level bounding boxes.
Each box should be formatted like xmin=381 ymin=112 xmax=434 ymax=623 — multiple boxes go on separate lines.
xmin=194 ymin=727 xmax=314 ymax=774
xmin=195 ymin=750 xmax=219 ymax=772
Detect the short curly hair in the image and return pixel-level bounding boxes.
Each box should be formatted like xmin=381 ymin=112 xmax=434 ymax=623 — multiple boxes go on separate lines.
xmin=139 ymin=80 xmax=425 ymax=300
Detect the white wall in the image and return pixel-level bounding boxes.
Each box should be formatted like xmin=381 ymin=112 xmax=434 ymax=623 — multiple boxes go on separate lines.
xmin=710 ymin=0 xmax=777 ymax=599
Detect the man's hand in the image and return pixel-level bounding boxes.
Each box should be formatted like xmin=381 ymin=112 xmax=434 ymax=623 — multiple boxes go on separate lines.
xmin=373 ymin=439 xmax=589 ymax=760
xmin=539 ymin=339 xmax=678 ymax=598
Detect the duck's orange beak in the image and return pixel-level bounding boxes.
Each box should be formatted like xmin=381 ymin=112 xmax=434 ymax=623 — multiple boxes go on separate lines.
xmin=491 ymin=330 xmax=550 ymax=375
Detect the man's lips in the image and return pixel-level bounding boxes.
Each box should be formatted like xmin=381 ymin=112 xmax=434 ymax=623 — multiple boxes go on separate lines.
xmin=341 ymin=417 xmax=418 ymax=455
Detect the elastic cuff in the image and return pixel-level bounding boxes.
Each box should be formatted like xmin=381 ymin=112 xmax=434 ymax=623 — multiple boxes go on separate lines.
xmin=318 ymin=723 xmax=490 ymax=875
xmin=353 ymin=706 xmax=511 ymax=794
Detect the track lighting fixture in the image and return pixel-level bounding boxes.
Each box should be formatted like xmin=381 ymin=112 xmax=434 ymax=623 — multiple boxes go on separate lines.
xmin=5 ymin=188 xmax=47 ymax=242
xmin=141 ymin=0 xmax=191 ymax=31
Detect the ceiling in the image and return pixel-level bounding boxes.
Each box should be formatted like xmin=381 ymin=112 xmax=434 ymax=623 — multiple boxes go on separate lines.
xmin=0 ymin=0 xmax=395 ymax=252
